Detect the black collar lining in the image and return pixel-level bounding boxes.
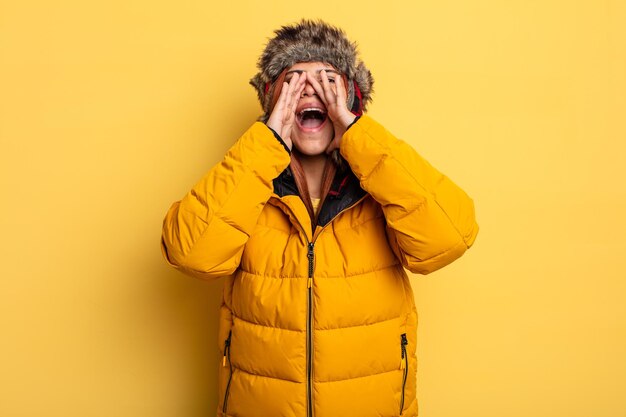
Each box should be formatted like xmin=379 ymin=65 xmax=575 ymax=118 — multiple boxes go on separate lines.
xmin=272 ymin=165 xmax=367 ymax=229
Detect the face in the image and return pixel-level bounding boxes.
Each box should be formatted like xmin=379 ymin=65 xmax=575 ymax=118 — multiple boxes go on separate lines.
xmin=284 ymin=62 xmax=339 ymax=156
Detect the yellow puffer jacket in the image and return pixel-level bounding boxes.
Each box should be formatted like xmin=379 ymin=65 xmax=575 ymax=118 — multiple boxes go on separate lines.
xmin=161 ymin=115 xmax=478 ymax=417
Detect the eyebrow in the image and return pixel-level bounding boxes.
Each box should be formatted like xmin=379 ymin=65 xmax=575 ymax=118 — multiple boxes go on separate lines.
xmin=285 ymin=69 xmax=340 ymax=76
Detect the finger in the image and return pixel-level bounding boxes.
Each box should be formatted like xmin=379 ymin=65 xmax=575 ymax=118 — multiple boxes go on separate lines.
xmin=335 ymin=75 xmax=346 ymax=105
xmin=282 ymin=73 xmax=301 ymax=119
xmin=286 ymin=73 xmax=300 ymax=99
xmin=285 ymin=75 xmax=305 ymax=121
xmin=307 ymin=75 xmax=327 ymax=104
xmin=290 ymin=82 xmax=306 ymax=115
xmin=266 ymin=80 xmax=290 ymax=131
xmin=290 ymin=73 xmax=307 ymax=111
xmin=273 ymin=81 xmax=289 ymax=113
xmin=282 ymin=76 xmax=306 ymax=137
xmin=298 ymin=71 xmax=307 ymax=87
xmin=320 ymin=70 xmax=337 ymax=104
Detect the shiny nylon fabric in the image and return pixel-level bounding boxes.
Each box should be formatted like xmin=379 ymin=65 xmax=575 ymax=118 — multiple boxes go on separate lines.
xmin=161 ymin=115 xmax=479 ymax=417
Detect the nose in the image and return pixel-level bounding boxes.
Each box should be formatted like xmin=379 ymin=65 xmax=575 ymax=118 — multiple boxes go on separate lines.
xmin=301 ymin=79 xmax=317 ymax=97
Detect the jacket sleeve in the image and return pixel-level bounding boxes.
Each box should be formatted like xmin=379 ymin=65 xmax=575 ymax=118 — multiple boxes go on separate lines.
xmin=161 ymin=122 xmax=291 ymax=280
xmin=340 ymin=115 xmax=479 ymax=275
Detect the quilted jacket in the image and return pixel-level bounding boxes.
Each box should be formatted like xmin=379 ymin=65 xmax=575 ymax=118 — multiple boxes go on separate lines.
xmin=161 ymin=115 xmax=479 ymax=417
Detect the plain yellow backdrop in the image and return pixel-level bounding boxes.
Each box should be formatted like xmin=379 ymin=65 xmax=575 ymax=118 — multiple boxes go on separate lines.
xmin=1 ymin=0 xmax=625 ymax=416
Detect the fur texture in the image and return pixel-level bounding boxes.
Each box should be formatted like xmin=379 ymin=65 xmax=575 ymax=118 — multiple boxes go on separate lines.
xmin=250 ymin=19 xmax=374 ymax=121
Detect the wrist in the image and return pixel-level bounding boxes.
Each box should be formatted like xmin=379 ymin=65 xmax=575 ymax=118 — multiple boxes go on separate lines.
xmin=340 ymin=113 xmax=357 ymax=130
xmin=266 ymin=124 xmax=292 ymax=154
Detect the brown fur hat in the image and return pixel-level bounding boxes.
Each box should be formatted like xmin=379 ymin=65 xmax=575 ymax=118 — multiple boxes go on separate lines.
xmin=250 ymin=19 xmax=374 ymax=122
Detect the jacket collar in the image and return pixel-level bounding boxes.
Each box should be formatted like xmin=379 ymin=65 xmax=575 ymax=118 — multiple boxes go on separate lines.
xmin=272 ymin=161 xmax=367 ymax=229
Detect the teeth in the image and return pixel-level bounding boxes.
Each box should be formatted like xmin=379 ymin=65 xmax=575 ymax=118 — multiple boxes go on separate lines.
xmin=298 ymin=108 xmax=326 ymax=117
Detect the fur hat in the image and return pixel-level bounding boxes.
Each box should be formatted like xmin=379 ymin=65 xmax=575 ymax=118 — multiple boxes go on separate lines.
xmin=250 ymin=19 xmax=374 ymax=122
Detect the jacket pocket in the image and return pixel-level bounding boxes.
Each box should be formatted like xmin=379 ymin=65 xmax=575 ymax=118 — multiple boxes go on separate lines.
xmin=399 ymin=333 xmax=409 ymax=415
xmin=222 ymin=330 xmax=233 ymax=414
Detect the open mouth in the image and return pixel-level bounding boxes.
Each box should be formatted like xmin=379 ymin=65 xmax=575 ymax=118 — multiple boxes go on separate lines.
xmin=296 ymin=107 xmax=328 ymax=131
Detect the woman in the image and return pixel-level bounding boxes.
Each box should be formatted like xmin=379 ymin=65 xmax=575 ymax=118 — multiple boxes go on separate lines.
xmin=161 ymin=19 xmax=478 ymax=417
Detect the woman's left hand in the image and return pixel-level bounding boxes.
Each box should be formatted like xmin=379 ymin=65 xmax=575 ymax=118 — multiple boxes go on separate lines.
xmin=308 ymin=71 xmax=356 ymax=154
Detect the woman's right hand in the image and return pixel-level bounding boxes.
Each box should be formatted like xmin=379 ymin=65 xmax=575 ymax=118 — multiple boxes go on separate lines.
xmin=266 ymin=73 xmax=306 ymax=151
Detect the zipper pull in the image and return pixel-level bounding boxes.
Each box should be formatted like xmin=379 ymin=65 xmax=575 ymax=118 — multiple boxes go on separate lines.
xmin=223 ymin=332 xmax=231 ymax=367
xmin=400 ymin=333 xmax=408 ymax=369
xmin=307 ymin=242 xmax=315 ymax=285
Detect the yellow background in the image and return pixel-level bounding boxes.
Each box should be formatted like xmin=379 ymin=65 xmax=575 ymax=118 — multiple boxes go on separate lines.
xmin=1 ymin=0 xmax=625 ymax=416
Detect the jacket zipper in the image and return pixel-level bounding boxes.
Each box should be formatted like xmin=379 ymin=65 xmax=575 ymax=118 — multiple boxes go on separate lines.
xmin=307 ymin=241 xmax=315 ymax=417
xmin=309 ymin=195 xmax=368 ymax=417
xmin=276 ymin=195 xmax=368 ymax=417
xmin=222 ymin=330 xmax=233 ymax=414
xmin=400 ymin=333 xmax=409 ymax=415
